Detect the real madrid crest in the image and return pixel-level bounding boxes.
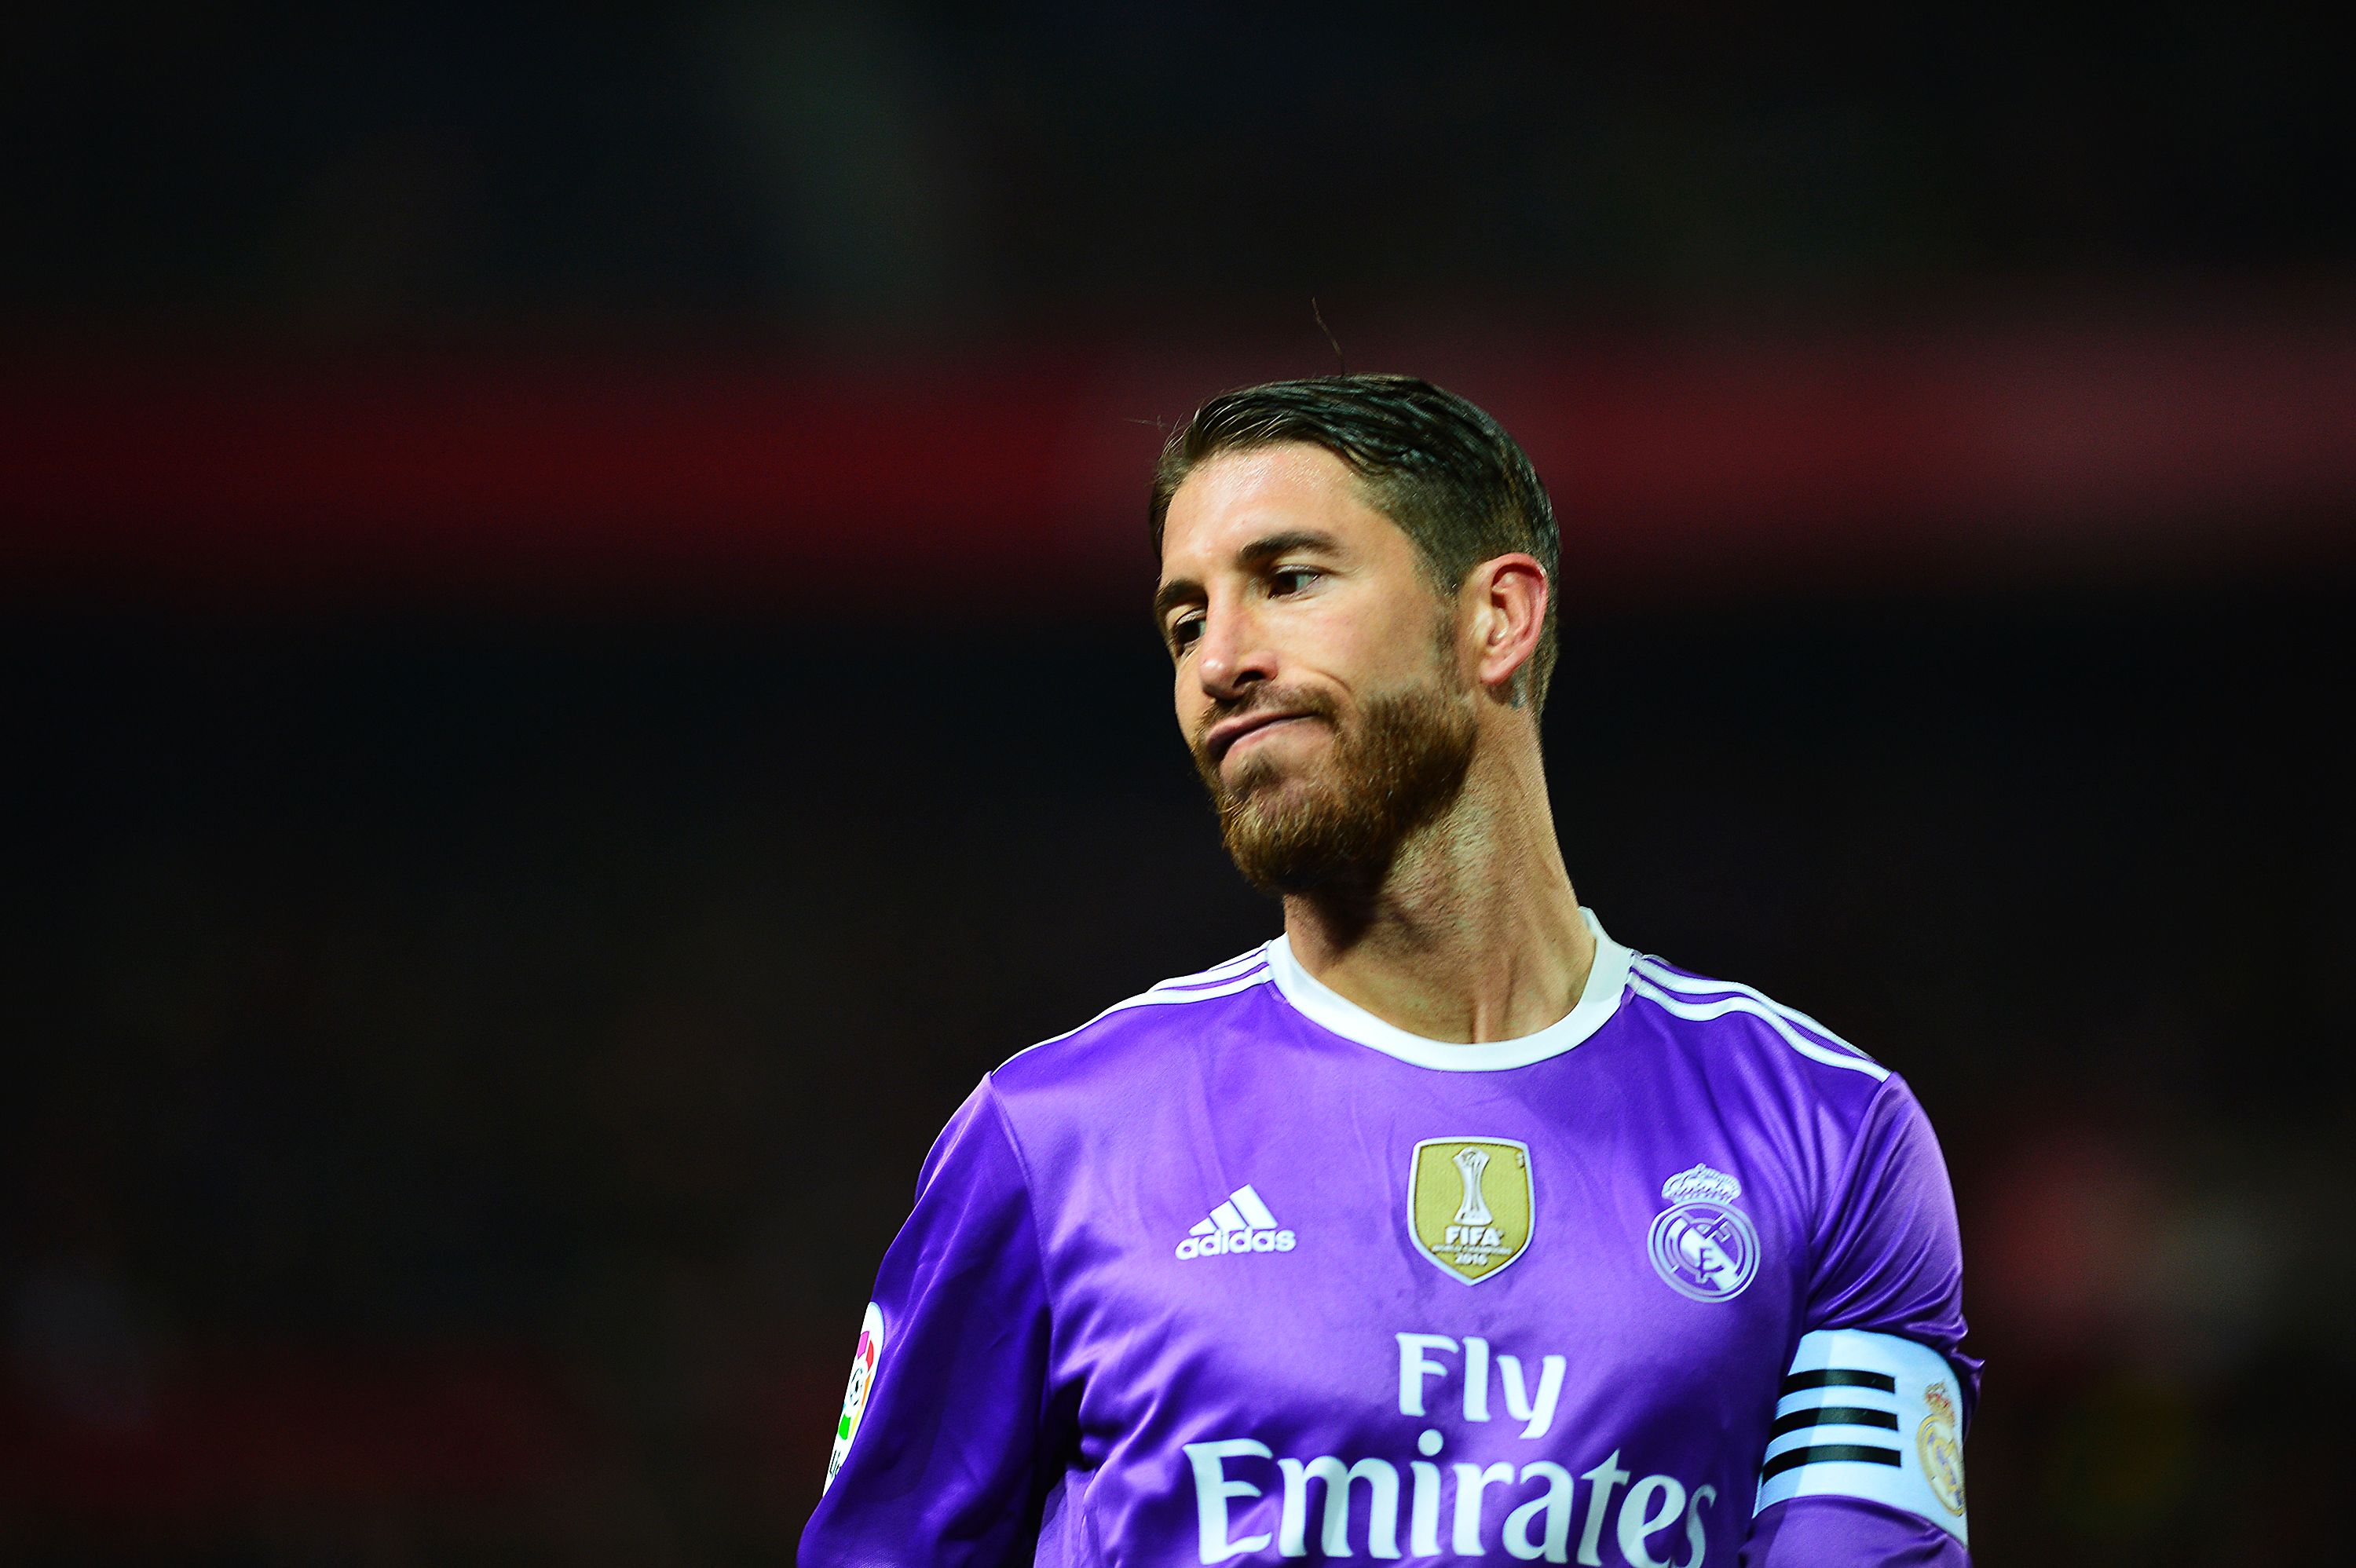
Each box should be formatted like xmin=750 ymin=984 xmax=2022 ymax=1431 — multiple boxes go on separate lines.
xmin=1408 ymin=1137 xmax=1533 ymax=1285
xmin=1917 ymin=1381 xmax=1967 ymax=1516
xmin=1646 ymin=1164 xmax=1760 ymax=1301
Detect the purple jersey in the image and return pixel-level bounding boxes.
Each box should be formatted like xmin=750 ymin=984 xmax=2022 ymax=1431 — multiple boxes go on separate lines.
xmin=803 ymin=912 xmax=1976 ymax=1566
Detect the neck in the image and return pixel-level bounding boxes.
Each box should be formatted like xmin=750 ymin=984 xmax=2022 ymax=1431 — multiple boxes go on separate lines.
xmin=1281 ymin=730 xmax=1593 ymax=1044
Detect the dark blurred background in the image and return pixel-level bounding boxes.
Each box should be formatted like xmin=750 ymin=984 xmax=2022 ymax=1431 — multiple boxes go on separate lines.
xmin=2 ymin=5 xmax=2352 ymax=1565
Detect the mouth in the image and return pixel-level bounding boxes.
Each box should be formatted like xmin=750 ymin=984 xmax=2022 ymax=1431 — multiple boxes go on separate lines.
xmin=1204 ymin=710 xmax=1316 ymax=766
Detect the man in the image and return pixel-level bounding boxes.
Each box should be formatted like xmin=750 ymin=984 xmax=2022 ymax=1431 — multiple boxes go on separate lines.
xmin=800 ymin=376 xmax=1974 ymax=1566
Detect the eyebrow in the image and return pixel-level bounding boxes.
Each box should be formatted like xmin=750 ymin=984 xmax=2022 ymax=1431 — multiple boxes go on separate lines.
xmin=1152 ymin=528 xmax=1342 ymax=623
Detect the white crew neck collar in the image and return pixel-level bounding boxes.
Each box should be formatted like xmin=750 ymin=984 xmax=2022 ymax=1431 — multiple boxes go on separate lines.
xmin=1265 ymin=907 xmax=1633 ymax=1072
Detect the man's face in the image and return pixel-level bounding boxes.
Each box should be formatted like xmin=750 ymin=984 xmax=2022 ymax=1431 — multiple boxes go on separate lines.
xmin=1155 ymin=444 xmax=1479 ymax=893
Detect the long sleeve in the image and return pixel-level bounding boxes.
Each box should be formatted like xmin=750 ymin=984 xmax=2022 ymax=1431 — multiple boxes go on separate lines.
xmin=1743 ymin=1075 xmax=1977 ymax=1566
xmin=799 ymin=1077 xmax=1060 ymax=1568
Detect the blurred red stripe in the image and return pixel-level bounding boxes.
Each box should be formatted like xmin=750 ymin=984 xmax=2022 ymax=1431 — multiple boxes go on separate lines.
xmin=2 ymin=321 xmax=2351 ymax=608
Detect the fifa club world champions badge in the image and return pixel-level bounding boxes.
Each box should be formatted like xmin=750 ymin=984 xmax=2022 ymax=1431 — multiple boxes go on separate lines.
xmin=824 ymin=1303 xmax=884 ymax=1494
xmin=1407 ymin=1137 xmax=1534 ymax=1284
xmin=1646 ymin=1164 xmax=1760 ymax=1301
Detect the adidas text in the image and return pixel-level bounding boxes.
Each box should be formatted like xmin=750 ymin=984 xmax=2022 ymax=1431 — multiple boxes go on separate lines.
xmin=1177 ymin=1183 xmax=1297 ymax=1260
xmin=1177 ymin=1228 xmax=1297 ymax=1260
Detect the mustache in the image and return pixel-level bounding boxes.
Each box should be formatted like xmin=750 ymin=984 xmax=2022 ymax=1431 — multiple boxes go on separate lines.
xmin=1188 ymin=685 xmax=1342 ymax=761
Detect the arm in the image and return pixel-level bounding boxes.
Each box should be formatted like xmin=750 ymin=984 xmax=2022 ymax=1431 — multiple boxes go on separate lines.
xmin=799 ymin=1077 xmax=1062 ymax=1568
xmin=1744 ymin=1076 xmax=1977 ymax=1566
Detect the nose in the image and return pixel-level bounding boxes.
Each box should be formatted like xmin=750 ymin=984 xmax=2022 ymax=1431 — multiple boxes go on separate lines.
xmin=1193 ymin=597 xmax=1276 ymax=703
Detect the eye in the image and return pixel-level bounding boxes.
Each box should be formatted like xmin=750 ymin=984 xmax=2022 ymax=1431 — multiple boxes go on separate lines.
xmin=1168 ymin=613 xmax=1204 ymax=654
xmin=1270 ymin=565 xmax=1323 ymax=596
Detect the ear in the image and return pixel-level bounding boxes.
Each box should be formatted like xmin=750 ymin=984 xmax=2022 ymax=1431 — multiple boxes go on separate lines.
xmin=1462 ymin=553 xmax=1549 ymax=704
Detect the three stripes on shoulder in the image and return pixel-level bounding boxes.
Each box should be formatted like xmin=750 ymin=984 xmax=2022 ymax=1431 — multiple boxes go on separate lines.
xmin=1629 ymin=957 xmax=1890 ymax=1082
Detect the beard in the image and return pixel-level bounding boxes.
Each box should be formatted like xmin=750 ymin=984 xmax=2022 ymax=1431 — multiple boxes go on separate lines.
xmin=1191 ymin=669 xmax=1479 ymax=897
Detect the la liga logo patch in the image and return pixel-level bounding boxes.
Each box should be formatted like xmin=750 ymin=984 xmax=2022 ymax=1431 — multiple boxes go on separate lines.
xmin=824 ymin=1303 xmax=884 ymax=1493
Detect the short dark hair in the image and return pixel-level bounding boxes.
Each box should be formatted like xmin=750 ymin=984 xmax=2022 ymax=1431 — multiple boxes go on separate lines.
xmin=1150 ymin=374 xmax=1560 ymax=711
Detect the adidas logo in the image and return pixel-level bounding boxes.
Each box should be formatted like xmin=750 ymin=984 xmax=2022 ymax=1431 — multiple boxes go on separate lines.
xmin=1174 ymin=1184 xmax=1297 ymax=1260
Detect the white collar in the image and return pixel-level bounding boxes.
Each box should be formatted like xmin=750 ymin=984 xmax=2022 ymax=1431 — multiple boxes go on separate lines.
xmin=1265 ymin=907 xmax=1633 ymax=1071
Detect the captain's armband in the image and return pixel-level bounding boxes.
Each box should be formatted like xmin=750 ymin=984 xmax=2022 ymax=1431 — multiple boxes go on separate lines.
xmin=1754 ymin=1329 xmax=1968 ymax=1545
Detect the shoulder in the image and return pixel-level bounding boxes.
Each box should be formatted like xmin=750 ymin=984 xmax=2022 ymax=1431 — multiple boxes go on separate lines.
xmin=1615 ymin=946 xmax=1907 ymax=1124
xmin=986 ymin=942 xmax=1279 ymax=1099
xmin=1613 ymin=948 xmax=1962 ymax=1314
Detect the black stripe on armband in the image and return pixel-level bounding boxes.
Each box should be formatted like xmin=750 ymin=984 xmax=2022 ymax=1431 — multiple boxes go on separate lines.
xmin=1758 ymin=1443 xmax=1902 ymax=1482
xmin=1780 ymin=1368 xmax=1897 ymax=1395
xmin=1768 ymin=1405 xmax=1901 ymax=1438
